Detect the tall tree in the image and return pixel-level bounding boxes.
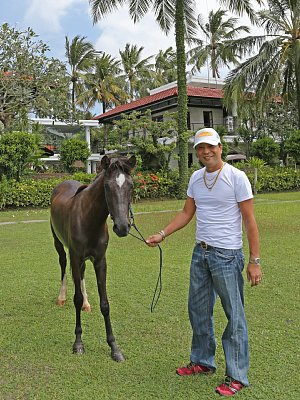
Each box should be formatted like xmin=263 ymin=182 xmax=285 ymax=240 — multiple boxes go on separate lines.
xmin=0 ymin=23 xmax=70 ymax=129
xmin=65 ymin=35 xmax=95 ymax=118
xmin=77 ymin=53 xmax=128 ymax=114
xmin=224 ymin=0 xmax=300 ymax=129
xmin=187 ymin=9 xmax=250 ymax=78
xmin=155 ymin=47 xmax=177 ymax=85
xmin=89 ymin=0 xmax=197 ymax=197
xmin=119 ymin=43 xmax=153 ymax=101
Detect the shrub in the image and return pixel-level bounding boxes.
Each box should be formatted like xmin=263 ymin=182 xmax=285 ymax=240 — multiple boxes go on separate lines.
xmin=0 ymin=131 xmax=38 ymax=181
xmin=60 ymin=138 xmax=90 ymax=173
xmin=250 ymin=137 xmax=280 ymax=165
xmin=240 ymin=166 xmax=300 ymax=192
xmin=133 ymin=170 xmax=179 ymax=201
xmin=0 ymin=166 xmax=299 ymax=209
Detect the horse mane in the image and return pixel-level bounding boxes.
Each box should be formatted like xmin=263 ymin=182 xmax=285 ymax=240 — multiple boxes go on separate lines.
xmin=106 ymin=158 xmax=132 ymax=175
xmin=81 ymin=157 xmax=132 ymax=189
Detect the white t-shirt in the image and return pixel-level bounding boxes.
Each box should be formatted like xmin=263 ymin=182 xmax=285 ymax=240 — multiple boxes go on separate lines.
xmin=187 ymin=163 xmax=253 ymax=249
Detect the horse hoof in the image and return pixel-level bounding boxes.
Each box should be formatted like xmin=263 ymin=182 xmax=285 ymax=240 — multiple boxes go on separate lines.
xmin=111 ymin=350 xmax=125 ymax=362
xmin=72 ymin=344 xmax=85 ymax=354
xmin=82 ymin=304 xmax=91 ymax=312
xmin=56 ymin=299 xmax=65 ymax=307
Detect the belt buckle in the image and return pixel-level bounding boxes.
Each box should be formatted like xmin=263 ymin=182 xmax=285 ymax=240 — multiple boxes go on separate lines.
xmin=200 ymin=241 xmax=208 ymax=250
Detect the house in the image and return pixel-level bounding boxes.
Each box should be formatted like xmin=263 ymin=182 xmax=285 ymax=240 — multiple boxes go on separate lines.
xmin=93 ymin=76 xmax=237 ymax=167
xmin=29 ymin=118 xmax=101 ymax=173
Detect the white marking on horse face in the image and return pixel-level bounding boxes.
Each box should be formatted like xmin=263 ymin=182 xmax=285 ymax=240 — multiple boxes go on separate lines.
xmin=116 ymin=173 xmax=125 ymax=188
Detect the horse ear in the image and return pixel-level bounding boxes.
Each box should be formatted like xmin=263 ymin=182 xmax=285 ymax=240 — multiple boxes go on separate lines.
xmin=101 ymin=155 xmax=111 ymax=170
xmin=128 ymin=155 xmax=136 ymax=169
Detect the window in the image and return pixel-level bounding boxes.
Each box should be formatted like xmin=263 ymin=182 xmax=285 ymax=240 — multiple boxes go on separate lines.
xmin=152 ymin=115 xmax=163 ymax=122
xmin=203 ymin=111 xmax=213 ymax=127
xmin=187 ymin=111 xmax=191 ymax=130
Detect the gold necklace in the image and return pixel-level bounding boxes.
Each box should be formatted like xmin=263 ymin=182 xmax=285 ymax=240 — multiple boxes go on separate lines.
xmin=203 ymin=163 xmax=225 ymax=190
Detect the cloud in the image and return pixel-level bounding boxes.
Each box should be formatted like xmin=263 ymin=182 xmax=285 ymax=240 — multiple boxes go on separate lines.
xmin=24 ymin=0 xmax=85 ymax=33
xmin=92 ymin=0 xmax=262 ymax=61
xmin=94 ymin=9 xmax=176 ymax=59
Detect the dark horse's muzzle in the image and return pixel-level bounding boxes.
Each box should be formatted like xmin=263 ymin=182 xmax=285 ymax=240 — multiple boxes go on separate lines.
xmin=112 ymin=217 xmax=131 ymax=237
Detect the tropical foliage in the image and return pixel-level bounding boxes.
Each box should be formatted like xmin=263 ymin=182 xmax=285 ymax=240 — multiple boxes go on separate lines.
xmin=1 ymin=165 xmax=300 ymax=209
xmin=154 ymin=47 xmax=177 ymax=85
xmin=119 ymin=43 xmax=154 ymax=100
xmin=187 ymin=8 xmax=250 ymax=78
xmin=77 ymin=53 xmax=128 ymax=114
xmin=0 ymin=131 xmax=39 ymax=181
xmin=250 ymin=137 xmax=280 ymax=165
xmin=59 ymin=137 xmax=90 ymax=173
xmin=0 ymin=23 xmax=70 ymax=129
xmin=284 ymin=130 xmax=300 ymax=164
xmin=224 ymin=0 xmax=300 ymax=128
xmin=89 ymin=0 xmax=198 ymax=197
xmin=111 ymin=109 xmax=178 ymax=171
xmin=65 ymin=35 xmax=95 ymax=118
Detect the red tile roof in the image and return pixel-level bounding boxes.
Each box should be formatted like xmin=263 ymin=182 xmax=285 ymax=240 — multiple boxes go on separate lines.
xmin=93 ymin=85 xmax=224 ymax=121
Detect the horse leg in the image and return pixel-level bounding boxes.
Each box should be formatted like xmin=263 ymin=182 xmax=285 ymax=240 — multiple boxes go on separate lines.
xmin=51 ymin=225 xmax=67 ymax=306
xmin=80 ymin=263 xmax=91 ymax=312
xmin=94 ymin=256 xmax=125 ymax=362
xmin=70 ymin=253 xmax=85 ymax=354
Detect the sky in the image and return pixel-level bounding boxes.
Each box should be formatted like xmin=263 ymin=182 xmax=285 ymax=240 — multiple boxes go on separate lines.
xmin=1 ymin=0 xmax=262 ymax=67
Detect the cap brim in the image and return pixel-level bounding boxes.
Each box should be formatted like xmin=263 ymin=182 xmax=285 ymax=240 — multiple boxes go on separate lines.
xmin=194 ymin=139 xmax=220 ymax=148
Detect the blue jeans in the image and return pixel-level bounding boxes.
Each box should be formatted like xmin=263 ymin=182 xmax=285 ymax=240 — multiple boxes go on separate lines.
xmin=188 ymin=243 xmax=249 ymax=386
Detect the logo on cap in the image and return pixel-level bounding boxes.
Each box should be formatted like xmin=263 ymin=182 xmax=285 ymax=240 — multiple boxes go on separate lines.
xmin=196 ymin=132 xmax=214 ymax=138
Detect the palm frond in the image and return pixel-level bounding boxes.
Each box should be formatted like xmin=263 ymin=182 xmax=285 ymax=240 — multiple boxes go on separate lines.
xmin=89 ymin=0 xmax=126 ymax=24
xmin=129 ymin=0 xmax=153 ymax=23
xmin=258 ymin=9 xmax=291 ymax=34
xmin=218 ymin=0 xmax=262 ymax=24
xmin=152 ymin=0 xmax=176 ymax=33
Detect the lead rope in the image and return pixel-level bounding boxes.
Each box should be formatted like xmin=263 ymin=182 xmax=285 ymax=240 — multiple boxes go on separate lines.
xmin=129 ymin=205 xmax=163 ymax=312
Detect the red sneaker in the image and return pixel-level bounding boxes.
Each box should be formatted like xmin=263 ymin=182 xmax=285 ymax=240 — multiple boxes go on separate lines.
xmin=215 ymin=376 xmax=244 ymax=397
xmin=176 ymin=362 xmax=214 ymax=376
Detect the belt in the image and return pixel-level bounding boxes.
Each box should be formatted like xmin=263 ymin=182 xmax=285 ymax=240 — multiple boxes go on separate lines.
xmin=198 ymin=241 xmax=213 ymax=250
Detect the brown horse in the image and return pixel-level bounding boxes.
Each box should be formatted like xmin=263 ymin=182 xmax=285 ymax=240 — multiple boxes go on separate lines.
xmin=50 ymin=155 xmax=136 ymax=361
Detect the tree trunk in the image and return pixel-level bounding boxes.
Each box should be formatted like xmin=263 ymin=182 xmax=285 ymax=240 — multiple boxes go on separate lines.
xmin=175 ymin=0 xmax=189 ymax=198
xmin=71 ymin=81 xmax=76 ymax=122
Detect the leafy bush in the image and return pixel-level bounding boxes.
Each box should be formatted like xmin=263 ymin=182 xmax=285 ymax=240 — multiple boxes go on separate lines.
xmin=240 ymin=166 xmax=300 ymax=192
xmin=0 ymin=166 xmax=299 ymax=209
xmin=59 ymin=138 xmax=90 ymax=173
xmin=284 ymin=130 xmax=300 ymax=164
xmin=0 ymin=177 xmax=64 ymax=208
xmin=0 ymin=131 xmax=38 ymax=181
xmin=250 ymin=137 xmax=280 ymax=165
xmin=133 ymin=170 xmax=179 ymax=201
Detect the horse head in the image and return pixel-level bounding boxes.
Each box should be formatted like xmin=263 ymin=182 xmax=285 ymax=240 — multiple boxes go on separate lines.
xmin=101 ymin=155 xmax=136 ymax=237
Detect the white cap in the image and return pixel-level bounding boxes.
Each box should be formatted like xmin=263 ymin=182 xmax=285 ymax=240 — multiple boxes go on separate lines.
xmin=193 ymin=128 xmax=221 ymax=148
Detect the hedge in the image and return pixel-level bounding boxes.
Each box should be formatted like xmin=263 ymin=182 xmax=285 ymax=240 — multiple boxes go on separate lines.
xmin=0 ymin=166 xmax=299 ymax=209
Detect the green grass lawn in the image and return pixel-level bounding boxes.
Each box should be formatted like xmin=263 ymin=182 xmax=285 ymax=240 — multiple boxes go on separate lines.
xmin=0 ymin=191 xmax=299 ymax=399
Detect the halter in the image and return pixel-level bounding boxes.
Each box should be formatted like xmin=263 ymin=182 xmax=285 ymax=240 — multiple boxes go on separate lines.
xmin=129 ymin=205 xmax=163 ymax=313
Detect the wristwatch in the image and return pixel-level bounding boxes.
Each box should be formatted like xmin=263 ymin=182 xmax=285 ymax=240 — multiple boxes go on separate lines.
xmin=249 ymin=257 xmax=261 ymax=265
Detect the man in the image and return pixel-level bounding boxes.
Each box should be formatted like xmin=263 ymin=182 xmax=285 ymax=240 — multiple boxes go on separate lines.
xmin=146 ymin=128 xmax=262 ymax=397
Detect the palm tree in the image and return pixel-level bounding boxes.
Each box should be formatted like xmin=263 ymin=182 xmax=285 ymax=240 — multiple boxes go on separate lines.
xmin=89 ymin=0 xmax=198 ymax=197
xmin=155 ymin=47 xmax=177 ymax=85
xmin=218 ymin=0 xmax=264 ymax=23
xmin=65 ymin=35 xmax=95 ymax=118
xmin=77 ymin=53 xmax=128 ymax=114
xmin=187 ymin=9 xmax=250 ymax=78
xmin=119 ymin=43 xmax=154 ymax=100
xmin=224 ymin=0 xmax=300 ymax=129
xmin=88 ymin=0 xmax=261 ymax=196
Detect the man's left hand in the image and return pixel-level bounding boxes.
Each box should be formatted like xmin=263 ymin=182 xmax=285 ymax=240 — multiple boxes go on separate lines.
xmin=246 ymin=263 xmax=262 ymax=286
